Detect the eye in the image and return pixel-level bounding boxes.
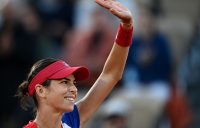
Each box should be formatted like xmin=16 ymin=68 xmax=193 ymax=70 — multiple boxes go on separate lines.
xmin=73 ymin=81 xmax=77 ymax=86
xmin=60 ymin=79 xmax=77 ymax=86
xmin=61 ymin=80 xmax=68 ymax=85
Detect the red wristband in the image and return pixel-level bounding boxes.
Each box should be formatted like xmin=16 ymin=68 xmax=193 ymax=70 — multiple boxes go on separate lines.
xmin=115 ymin=23 xmax=133 ymax=47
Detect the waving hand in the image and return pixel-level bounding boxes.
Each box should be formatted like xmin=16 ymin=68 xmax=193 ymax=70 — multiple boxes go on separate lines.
xmin=95 ymin=0 xmax=133 ymax=26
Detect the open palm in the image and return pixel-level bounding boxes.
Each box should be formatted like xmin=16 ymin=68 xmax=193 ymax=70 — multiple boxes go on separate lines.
xmin=95 ymin=0 xmax=133 ymax=24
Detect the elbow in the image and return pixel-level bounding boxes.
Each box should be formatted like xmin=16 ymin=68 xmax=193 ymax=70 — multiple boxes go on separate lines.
xmin=101 ymin=72 xmax=122 ymax=83
xmin=102 ymin=68 xmax=124 ymax=82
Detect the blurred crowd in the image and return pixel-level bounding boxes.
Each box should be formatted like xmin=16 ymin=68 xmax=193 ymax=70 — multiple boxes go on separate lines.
xmin=0 ymin=0 xmax=199 ymax=128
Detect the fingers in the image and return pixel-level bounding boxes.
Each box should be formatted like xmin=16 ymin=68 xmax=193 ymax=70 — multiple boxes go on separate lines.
xmin=95 ymin=0 xmax=127 ymax=10
xmin=95 ymin=0 xmax=132 ymax=23
xmin=110 ymin=8 xmax=132 ymax=23
xmin=95 ymin=0 xmax=112 ymax=10
xmin=114 ymin=1 xmax=128 ymax=10
xmin=109 ymin=8 xmax=124 ymax=19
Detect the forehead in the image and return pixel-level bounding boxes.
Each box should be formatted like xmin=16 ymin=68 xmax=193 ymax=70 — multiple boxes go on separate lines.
xmin=53 ymin=74 xmax=75 ymax=81
xmin=65 ymin=74 xmax=75 ymax=80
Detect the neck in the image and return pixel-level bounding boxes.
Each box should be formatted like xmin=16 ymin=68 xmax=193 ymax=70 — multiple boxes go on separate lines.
xmin=34 ymin=106 xmax=63 ymax=128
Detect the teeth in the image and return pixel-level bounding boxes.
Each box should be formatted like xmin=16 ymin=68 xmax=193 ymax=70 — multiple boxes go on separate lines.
xmin=66 ymin=98 xmax=74 ymax=102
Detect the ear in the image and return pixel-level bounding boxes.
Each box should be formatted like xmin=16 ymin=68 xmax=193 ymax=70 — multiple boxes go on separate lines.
xmin=35 ymin=84 xmax=46 ymax=97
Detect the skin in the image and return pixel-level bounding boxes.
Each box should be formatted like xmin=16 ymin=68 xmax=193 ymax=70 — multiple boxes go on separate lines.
xmin=33 ymin=0 xmax=133 ymax=128
xmin=34 ymin=75 xmax=77 ymax=128
xmin=78 ymin=1 xmax=133 ymax=126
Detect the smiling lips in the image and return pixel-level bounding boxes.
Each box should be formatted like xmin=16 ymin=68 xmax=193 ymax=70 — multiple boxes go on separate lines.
xmin=64 ymin=96 xmax=75 ymax=102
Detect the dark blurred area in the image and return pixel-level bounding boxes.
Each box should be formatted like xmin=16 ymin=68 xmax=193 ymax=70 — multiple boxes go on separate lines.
xmin=0 ymin=0 xmax=199 ymax=128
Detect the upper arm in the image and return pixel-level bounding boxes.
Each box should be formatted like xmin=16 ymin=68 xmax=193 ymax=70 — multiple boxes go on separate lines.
xmin=76 ymin=73 xmax=119 ymax=126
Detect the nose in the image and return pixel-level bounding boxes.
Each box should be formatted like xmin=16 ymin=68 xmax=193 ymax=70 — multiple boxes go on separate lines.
xmin=69 ymin=84 xmax=78 ymax=94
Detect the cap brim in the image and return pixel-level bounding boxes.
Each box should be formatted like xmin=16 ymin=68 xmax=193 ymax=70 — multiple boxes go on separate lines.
xmin=49 ymin=66 xmax=89 ymax=81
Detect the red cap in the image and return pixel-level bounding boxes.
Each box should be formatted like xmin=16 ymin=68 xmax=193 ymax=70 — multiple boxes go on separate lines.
xmin=28 ymin=60 xmax=89 ymax=96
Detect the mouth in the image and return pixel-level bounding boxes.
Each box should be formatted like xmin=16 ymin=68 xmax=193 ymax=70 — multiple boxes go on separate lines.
xmin=64 ymin=96 xmax=75 ymax=102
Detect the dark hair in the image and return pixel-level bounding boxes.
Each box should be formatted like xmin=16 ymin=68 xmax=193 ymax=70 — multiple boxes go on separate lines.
xmin=16 ymin=58 xmax=59 ymax=110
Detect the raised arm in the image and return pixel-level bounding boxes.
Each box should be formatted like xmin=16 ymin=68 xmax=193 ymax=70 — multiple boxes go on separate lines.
xmin=76 ymin=0 xmax=134 ymax=126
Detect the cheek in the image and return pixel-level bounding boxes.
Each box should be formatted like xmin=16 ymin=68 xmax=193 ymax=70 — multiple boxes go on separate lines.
xmin=50 ymin=85 xmax=67 ymax=94
xmin=46 ymin=89 xmax=76 ymax=112
xmin=46 ymin=92 xmax=66 ymax=109
xmin=45 ymin=88 xmax=64 ymax=102
xmin=46 ymin=92 xmax=61 ymax=104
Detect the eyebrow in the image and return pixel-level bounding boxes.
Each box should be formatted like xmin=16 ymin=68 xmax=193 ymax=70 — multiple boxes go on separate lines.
xmin=63 ymin=78 xmax=69 ymax=81
xmin=62 ymin=78 xmax=75 ymax=82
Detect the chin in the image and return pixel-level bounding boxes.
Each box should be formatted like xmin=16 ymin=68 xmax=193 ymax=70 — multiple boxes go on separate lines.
xmin=68 ymin=105 xmax=74 ymax=112
xmin=63 ymin=103 xmax=74 ymax=112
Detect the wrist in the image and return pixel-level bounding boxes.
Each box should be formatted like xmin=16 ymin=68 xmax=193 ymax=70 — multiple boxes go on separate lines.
xmin=121 ymin=22 xmax=133 ymax=30
xmin=115 ymin=23 xmax=133 ymax=47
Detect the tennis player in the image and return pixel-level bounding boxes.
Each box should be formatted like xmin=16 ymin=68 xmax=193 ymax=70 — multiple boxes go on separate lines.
xmin=16 ymin=0 xmax=134 ymax=127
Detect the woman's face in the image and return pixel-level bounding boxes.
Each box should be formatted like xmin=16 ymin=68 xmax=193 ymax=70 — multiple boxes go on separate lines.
xmin=45 ymin=74 xmax=78 ymax=112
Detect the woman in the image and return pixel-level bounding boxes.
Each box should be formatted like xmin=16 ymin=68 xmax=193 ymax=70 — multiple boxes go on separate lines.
xmin=16 ymin=0 xmax=134 ymax=127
